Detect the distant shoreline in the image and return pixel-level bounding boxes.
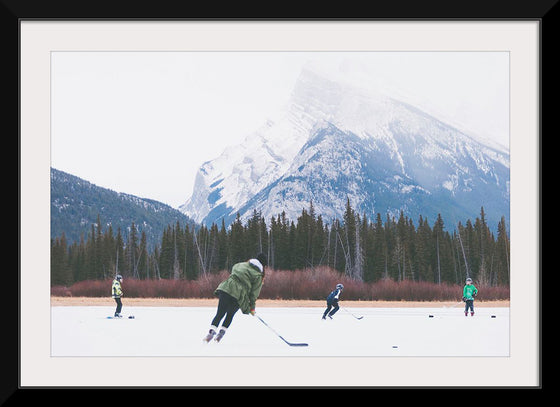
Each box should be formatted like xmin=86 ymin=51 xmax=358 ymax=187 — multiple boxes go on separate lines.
xmin=51 ymin=296 xmax=510 ymax=308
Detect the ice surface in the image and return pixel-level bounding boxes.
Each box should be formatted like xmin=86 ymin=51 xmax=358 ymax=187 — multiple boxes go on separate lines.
xmin=51 ymin=306 xmax=509 ymax=357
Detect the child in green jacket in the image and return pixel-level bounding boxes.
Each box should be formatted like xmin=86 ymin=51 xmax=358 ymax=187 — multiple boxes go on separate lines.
xmin=462 ymin=277 xmax=478 ymax=316
xmin=203 ymin=253 xmax=267 ymax=343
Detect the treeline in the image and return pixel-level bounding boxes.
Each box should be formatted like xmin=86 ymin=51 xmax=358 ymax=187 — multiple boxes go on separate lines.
xmin=51 ymin=200 xmax=510 ymax=287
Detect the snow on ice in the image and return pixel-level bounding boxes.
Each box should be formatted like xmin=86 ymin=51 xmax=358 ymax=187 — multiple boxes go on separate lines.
xmin=51 ymin=305 xmax=509 ymax=357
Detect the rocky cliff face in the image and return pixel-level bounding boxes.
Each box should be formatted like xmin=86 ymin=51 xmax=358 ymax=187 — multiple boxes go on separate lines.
xmin=180 ymin=66 xmax=509 ymax=229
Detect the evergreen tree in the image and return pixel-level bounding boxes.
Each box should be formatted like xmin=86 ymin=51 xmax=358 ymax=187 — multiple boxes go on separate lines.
xmin=384 ymin=214 xmax=397 ymax=280
xmin=475 ymin=207 xmax=494 ymax=285
xmin=342 ymin=197 xmax=363 ymax=280
xmin=496 ymin=216 xmax=510 ymax=285
xmin=246 ymin=210 xmax=265 ymax=259
xmin=102 ymin=224 xmax=116 ymax=280
xmin=286 ymin=220 xmax=296 ymax=269
xmin=114 ymin=227 xmax=125 ymax=278
xmin=432 ymin=214 xmax=444 ymax=284
xmin=274 ymin=212 xmax=291 ymax=270
xmin=138 ymin=231 xmax=148 ymax=279
xmin=394 ymin=211 xmax=408 ymax=281
xmin=313 ymin=214 xmax=327 ymax=267
xmin=159 ymin=224 xmax=174 ymax=279
xmin=206 ymin=222 xmax=220 ymax=274
xmin=69 ymin=234 xmax=86 ymax=282
xmin=183 ymin=224 xmax=197 ymax=280
xmin=217 ymin=219 xmax=229 ymax=271
xmin=51 ymin=233 xmax=71 ymax=286
xmin=416 ymin=215 xmax=432 ymax=282
xmin=229 ymin=213 xmax=246 ymax=265
xmin=194 ymin=224 xmax=209 ymax=276
xmin=50 ymin=202 xmax=511 ymax=288
xmin=330 ymin=218 xmax=345 ymax=273
xmin=293 ymin=208 xmax=310 ymax=269
xmin=268 ymin=216 xmax=278 ymax=270
xmin=125 ymin=222 xmax=139 ymax=278
xmin=85 ymin=224 xmax=97 ymax=280
xmin=371 ymin=213 xmax=387 ymax=281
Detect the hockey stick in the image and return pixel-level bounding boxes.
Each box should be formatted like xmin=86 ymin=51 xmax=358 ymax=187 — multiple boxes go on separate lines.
xmin=443 ymin=300 xmax=464 ymax=309
xmin=255 ymin=314 xmax=309 ymax=347
xmin=341 ymin=306 xmax=363 ymax=320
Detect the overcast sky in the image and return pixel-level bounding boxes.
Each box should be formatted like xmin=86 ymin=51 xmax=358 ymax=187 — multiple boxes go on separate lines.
xmin=51 ymin=51 xmax=509 ymax=209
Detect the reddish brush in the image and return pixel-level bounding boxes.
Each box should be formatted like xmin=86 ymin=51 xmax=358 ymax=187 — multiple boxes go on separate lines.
xmin=51 ymin=267 xmax=509 ymax=301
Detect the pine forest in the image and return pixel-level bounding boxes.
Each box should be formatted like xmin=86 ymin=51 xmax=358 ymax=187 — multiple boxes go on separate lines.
xmin=51 ymin=200 xmax=510 ymax=300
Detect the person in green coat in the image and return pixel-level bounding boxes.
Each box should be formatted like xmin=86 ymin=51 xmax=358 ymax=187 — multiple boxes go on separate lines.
xmin=203 ymin=253 xmax=267 ymax=343
xmin=462 ymin=277 xmax=478 ymax=316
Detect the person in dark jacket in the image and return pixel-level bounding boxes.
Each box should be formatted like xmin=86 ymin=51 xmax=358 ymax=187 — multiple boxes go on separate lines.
xmin=203 ymin=253 xmax=267 ymax=343
xmin=322 ymin=283 xmax=344 ymax=320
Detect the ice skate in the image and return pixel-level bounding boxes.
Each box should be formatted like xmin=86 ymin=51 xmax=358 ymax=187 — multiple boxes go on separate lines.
xmin=203 ymin=328 xmax=216 ymax=343
xmin=214 ymin=328 xmax=227 ymax=343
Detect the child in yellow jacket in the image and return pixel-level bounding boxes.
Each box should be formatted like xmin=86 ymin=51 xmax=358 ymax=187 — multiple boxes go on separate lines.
xmin=112 ymin=274 xmax=124 ymax=318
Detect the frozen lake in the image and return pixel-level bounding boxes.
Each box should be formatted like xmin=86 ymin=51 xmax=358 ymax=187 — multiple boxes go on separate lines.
xmin=51 ymin=305 xmax=509 ymax=357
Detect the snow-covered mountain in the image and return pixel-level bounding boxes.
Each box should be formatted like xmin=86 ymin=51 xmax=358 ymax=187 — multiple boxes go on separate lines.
xmin=179 ymin=66 xmax=509 ymax=230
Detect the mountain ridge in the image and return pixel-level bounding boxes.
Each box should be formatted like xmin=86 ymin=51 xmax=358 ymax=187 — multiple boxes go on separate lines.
xmin=180 ymin=66 xmax=509 ymax=231
xmin=51 ymin=167 xmax=193 ymax=248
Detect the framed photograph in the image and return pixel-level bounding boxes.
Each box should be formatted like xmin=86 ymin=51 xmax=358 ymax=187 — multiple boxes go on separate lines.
xmin=18 ymin=14 xmax=544 ymax=390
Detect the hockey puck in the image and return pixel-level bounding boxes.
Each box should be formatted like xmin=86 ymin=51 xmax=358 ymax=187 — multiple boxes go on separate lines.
xmin=428 ymin=315 xmax=434 ymax=318
xmin=392 ymin=345 xmax=398 ymax=348
xmin=128 ymin=315 xmax=135 ymax=319
xmin=491 ymin=315 xmax=496 ymax=318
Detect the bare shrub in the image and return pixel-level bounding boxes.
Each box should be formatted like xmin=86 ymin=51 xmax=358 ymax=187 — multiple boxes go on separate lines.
xmin=51 ymin=267 xmax=509 ymax=302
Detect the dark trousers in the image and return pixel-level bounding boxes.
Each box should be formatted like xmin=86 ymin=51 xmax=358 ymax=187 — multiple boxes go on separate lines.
xmin=465 ymin=299 xmax=474 ymax=313
xmin=211 ymin=290 xmax=240 ymax=329
xmin=114 ymin=297 xmax=122 ymax=315
xmin=323 ymin=300 xmax=339 ymax=318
